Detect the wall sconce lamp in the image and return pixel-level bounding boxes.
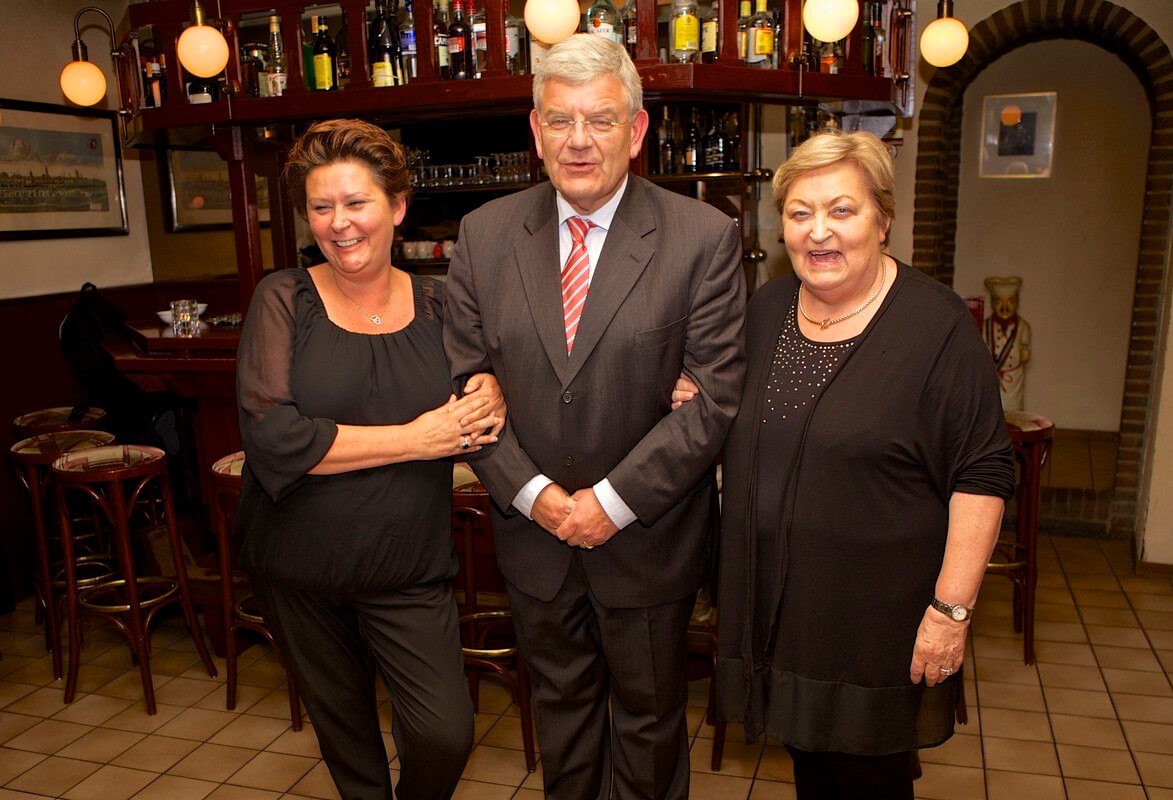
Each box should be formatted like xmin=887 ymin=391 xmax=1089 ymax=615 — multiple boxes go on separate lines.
xmin=522 ymin=0 xmax=580 ymax=45
xmin=802 ymin=0 xmax=860 ymax=45
xmin=176 ymin=0 xmax=230 ymax=78
xmin=60 ymin=7 xmax=129 ymax=110
xmin=920 ymin=0 xmax=969 ymax=67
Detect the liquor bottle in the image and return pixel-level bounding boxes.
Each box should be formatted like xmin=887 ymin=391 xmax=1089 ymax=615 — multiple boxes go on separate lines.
xmin=771 ymin=7 xmax=783 ymax=68
xmin=702 ymin=111 xmax=721 ymax=170
xmin=586 ymin=0 xmax=622 ymax=44
xmin=745 ymin=0 xmax=773 ymax=68
xmin=700 ymin=0 xmax=718 ymax=63
xmin=147 ymin=60 xmax=166 ymax=105
xmin=471 ymin=0 xmax=487 ymax=78
xmin=870 ymin=1 xmax=887 ymax=77
xmin=736 ymin=0 xmax=751 ymax=61
xmin=623 ymin=0 xmax=638 ymax=59
xmin=682 ymin=108 xmax=699 ymax=173
xmin=265 ymin=15 xmax=287 ymax=97
xmin=369 ymin=0 xmax=401 ymax=87
xmin=654 ymin=106 xmax=674 ymax=174
xmin=723 ymin=110 xmax=739 ymax=170
xmin=400 ymin=0 xmax=418 ymax=81
xmin=335 ymin=14 xmax=352 ymax=87
xmin=448 ymin=0 xmax=473 ymax=80
xmin=434 ymin=0 xmax=452 ymax=80
xmin=669 ymin=0 xmax=699 ymax=64
xmin=818 ymin=38 xmax=842 ymax=73
xmin=312 ymin=16 xmax=337 ymax=91
xmin=505 ymin=8 xmax=525 ymax=75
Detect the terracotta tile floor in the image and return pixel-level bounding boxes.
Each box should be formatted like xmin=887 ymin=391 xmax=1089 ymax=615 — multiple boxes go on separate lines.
xmin=1044 ymin=430 xmax=1118 ymax=492
xmin=0 ymin=534 xmax=1170 ymax=798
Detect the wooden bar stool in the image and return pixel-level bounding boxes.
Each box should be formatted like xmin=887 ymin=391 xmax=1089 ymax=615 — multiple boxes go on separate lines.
xmin=13 ymin=406 xmax=107 ymax=439
xmin=210 ymin=451 xmax=303 ymax=730
xmin=452 ymin=471 xmax=536 ymax=772
xmin=9 ymin=430 xmax=116 ymax=679
xmin=987 ymin=410 xmax=1054 ymax=665
xmin=51 ymin=444 xmax=218 ymax=713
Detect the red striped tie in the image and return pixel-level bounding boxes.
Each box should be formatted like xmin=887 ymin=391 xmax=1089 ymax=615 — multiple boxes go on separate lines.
xmin=562 ymin=216 xmax=595 ymax=354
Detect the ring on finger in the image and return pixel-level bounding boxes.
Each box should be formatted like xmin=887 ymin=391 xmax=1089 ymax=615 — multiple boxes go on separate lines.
xmin=939 ymin=665 xmax=954 ymax=675
xmin=459 ymin=436 xmax=472 ymax=450
xmin=580 ymin=543 xmax=594 ymax=550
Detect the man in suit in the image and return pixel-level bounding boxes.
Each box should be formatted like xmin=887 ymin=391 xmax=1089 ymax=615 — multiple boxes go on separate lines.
xmin=443 ymin=34 xmax=745 ymax=800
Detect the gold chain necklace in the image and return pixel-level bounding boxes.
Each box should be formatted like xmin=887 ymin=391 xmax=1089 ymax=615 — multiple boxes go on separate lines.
xmin=332 ymin=270 xmax=395 ymax=326
xmin=798 ymin=261 xmax=888 ymax=331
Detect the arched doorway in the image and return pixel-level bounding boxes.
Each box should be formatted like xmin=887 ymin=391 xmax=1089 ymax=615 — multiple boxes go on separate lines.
xmin=912 ymin=0 xmax=1173 ymax=539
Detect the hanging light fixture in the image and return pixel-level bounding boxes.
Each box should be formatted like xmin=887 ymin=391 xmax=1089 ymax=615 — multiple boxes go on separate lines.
xmin=920 ymin=0 xmax=969 ymax=67
xmin=523 ymin=0 xmax=580 ymax=45
xmin=802 ymin=0 xmax=859 ymax=45
xmin=176 ymin=0 xmax=230 ymax=78
xmin=60 ymin=7 xmax=127 ymax=108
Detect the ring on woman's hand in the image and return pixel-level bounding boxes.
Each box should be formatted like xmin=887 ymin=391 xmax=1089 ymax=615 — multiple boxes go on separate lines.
xmin=459 ymin=436 xmax=472 ymax=450
xmin=580 ymin=543 xmax=594 ymax=550
xmin=939 ymin=666 xmax=954 ymax=675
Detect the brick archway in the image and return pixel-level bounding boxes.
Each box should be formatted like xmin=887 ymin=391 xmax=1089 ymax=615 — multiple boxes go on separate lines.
xmin=911 ymin=0 xmax=1172 ymax=538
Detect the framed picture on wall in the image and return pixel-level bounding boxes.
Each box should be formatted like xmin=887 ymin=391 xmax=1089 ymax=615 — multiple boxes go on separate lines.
xmin=980 ymin=92 xmax=1058 ymax=179
xmin=0 ymin=98 xmax=128 ymax=240
xmin=162 ymin=148 xmax=270 ymax=232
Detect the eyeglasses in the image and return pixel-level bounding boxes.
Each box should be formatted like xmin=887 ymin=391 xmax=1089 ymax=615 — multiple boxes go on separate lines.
xmin=539 ymin=116 xmax=630 ymax=138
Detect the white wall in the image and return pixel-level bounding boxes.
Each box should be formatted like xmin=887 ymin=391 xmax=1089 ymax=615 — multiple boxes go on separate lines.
xmin=952 ymin=40 xmax=1148 ymax=431
xmin=0 ymin=0 xmax=151 ymax=300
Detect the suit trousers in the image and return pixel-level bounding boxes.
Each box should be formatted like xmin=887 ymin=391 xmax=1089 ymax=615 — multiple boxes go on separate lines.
xmin=250 ymin=577 xmax=474 ymax=800
xmin=506 ymin=555 xmax=696 ymax=800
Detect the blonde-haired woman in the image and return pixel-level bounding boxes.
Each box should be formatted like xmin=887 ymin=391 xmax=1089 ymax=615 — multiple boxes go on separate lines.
xmin=715 ymin=130 xmax=1016 ymax=798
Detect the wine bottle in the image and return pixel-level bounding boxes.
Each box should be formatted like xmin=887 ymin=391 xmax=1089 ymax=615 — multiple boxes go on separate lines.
xmin=312 ymin=16 xmax=337 ymax=91
xmin=400 ymin=0 xmax=418 ymax=81
xmin=448 ymin=0 xmax=473 ymax=80
xmin=745 ymin=0 xmax=772 ymax=68
xmin=623 ymin=0 xmax=638 ymax=59
xmin=335 ymin=14 xmax=352 ymax=87
xmin=736 ymin=0 xmax=751 ymax=61
xmin=655 ymin=106 xmax=675 ymax=175
xmin=471 ymin=0 xmax=487 ymax=78
xmin=369 ymin=0 xmax=401 ymax=87
xmin=669 ymin=0 xmax=700 ymax=64
xmin=701 ymin=0 xmax=719 ymax=63
xmin=434 ymin=0 xmax=452 ymax=80
xmin=265 ymin=15 xmax=287 ymax=97
xmin=682 ymin=108 xmax=699 ymax=173
xmin=586 ymin=0 xmax=622 ymax=44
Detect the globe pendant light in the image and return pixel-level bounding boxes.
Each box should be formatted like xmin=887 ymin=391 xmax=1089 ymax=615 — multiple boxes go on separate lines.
xmin=176 ymin=0 xmax=230 ymax=78
xmin=920 ymin=0 xmax=969 ymax=67
xmin=802 ymin=0 xmax=859 ymax=45
xmin=524 ymin=0 xmax=581 ymax=44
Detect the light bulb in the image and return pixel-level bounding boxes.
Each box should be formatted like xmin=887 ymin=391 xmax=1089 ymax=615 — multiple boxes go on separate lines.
xmin=524 ymin=0 xmax=581 ymax=45
xmin=177 ymin=24 xmax=230 ymax=78
xmin=60 ymin=60 xmax=107 ymax=106
xmin=920 ymin=15 xmax=968 ymax=67
xmin=802 ymin=0 xmax=859 ymax=44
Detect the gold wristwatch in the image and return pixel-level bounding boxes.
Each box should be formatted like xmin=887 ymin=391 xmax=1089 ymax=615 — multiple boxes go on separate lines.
xmin=931 ymin=597 xmax=975 ymax=622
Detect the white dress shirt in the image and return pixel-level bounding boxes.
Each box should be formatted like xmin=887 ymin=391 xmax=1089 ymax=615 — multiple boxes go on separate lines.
xmin=511 ymin=177 xmax=638 ymax=530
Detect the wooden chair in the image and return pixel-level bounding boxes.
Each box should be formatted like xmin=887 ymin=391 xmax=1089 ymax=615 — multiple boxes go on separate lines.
xmin=451 ymin=473 xmax=537 ymax=772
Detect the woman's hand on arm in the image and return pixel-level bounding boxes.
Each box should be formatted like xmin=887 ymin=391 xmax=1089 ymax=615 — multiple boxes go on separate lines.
xmin=461 ymin=372 xmax=506 ymax=436
xmin=910 ymin=491 xmax=1005 ymax=687
xmin=308 ymin=392 xmax=501 ymax=475
xmin=671 ymin=372 xmax=700 ymax=410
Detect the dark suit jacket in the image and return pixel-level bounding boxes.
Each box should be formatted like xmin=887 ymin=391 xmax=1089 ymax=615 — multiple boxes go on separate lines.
xmin=443 ymin=175 xmax=746 ymax=608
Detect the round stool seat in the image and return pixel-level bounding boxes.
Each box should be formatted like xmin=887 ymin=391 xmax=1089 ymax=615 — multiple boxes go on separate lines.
xmin=52 ymin=444 xmax=167 ymax=483
xmin=211 ymin=451 xmax=245 ymax=486
xmin=1004 ymin=410 xmax=1055 ymax=442
xmin=14 ymin=406 xmax=107 ymax=439
xmin=10 ymin=431 xmax=115 ymax=467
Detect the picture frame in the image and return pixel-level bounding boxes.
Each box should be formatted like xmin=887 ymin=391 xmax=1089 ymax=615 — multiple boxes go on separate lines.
xmin=162 ymin=148 xmax=270 ymax=232
xmin=0 ymin=98 xmax=128 ymax=240
xmin=979 ymin=92 xmax=1058 ymax=179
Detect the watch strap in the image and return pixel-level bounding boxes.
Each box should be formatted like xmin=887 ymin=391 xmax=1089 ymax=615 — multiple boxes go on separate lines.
xmin=931 ymin=596 xmax=975 ymax=622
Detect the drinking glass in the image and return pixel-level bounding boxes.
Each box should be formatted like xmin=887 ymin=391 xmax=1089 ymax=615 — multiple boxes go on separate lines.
xmin=170 ymin=299 xmax=200 ymax=337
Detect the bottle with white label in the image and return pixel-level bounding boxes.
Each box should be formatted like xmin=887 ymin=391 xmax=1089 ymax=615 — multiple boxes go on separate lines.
xmin=669 ymin=0 xmax=700 ymax=63
xmin=265 ymin=15 xmax=287 ymax=97
xmin=586 ymin=0 xmax=622 ymax=44
xmin=745 ymin=0 xmax=773 ymax=68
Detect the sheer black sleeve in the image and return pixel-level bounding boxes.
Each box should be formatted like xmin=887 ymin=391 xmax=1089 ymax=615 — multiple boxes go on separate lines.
xmin=236 ymin=271 xmax=338 ymax=502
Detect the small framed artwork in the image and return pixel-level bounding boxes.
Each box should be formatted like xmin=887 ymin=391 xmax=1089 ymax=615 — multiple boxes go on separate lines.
xmin=162 ymin=148 xmax=270 ymax=232
xmin=0 ymin=98 xmax=128 ymax=240
xmin=980 ymin=92 xmax=1058 ymax=179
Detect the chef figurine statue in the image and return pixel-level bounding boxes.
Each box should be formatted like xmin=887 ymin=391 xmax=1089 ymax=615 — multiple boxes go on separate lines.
xmin=983 ymin=276 xmax=1032 ymax=411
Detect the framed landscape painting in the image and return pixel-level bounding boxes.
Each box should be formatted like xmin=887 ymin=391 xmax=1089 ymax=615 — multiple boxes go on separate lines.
xmin=163 ymin=148 xmax=270 ymax=232
xmin=0 ymin=99 xmax=127 ymax=240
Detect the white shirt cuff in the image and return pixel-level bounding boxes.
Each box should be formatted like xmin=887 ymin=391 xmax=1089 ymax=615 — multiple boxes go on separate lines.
xmin=593 ymin=478 xmax=637 ymax=529
xmin=513 ymin=475 xmax=554 ymax=520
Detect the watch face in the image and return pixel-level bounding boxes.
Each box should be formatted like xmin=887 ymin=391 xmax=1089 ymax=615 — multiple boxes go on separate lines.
xmin=951 ymin=606 xmax=967 ymax=621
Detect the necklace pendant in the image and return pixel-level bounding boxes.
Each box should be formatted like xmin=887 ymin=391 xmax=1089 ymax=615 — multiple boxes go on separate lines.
xmin=370 ymin=315 xmax=382 ymax=325
xmin=820 ymin=319 xmax=831 ymax=330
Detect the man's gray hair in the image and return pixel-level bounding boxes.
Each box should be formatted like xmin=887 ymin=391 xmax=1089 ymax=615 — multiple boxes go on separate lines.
xmin=533 ymin=34 xmax=643 ymax=117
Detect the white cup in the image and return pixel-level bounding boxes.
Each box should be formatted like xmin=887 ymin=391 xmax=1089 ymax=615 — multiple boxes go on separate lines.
xmin=402 ymin=241 xmax=419 ymax=260
xmin=442 ymin=240 xmax=455 ymax=259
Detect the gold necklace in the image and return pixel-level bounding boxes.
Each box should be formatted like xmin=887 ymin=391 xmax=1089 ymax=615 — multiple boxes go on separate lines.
xmin=332 ymin=270 xmax=395 ymax=326
xmin=798 ymin=261 xmax=888 ymax=331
